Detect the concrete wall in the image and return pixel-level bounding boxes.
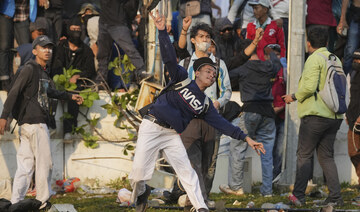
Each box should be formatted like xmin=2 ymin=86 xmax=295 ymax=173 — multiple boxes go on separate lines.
xmin=0 ymin=91 xmax=135 ymax=187
xmin=0 ymin=91 xmax=357 ymax=193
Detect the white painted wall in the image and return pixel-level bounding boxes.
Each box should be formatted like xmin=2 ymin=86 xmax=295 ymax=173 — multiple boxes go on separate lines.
xmin=0 ymin=91 xmax=357 ymax=195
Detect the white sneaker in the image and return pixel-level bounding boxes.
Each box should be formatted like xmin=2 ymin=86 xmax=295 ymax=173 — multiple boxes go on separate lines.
xmin=219 ymin=184 xmax=244 ymax=196
xmin=206 ymin=199 xmax=215 ymax=208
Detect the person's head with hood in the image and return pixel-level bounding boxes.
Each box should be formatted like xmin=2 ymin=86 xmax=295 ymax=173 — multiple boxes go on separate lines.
xmin=248 ymin=0 xmax=271 ymax=25
xmin=78 ymin=3 xmax=99 ymax=26
xmin=67 ymin=17 xmax=83 ymax=47
xmin=30 ymin=17 xmax=49 ymax=40
xmin=190 ymin=23 xmax=213 ymax=54
xmin=214 ymin=17 xmax=234 ymax=41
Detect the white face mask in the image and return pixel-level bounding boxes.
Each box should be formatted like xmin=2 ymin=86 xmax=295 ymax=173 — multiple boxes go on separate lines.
xmin=195 ymin=41 xmax=211 ymax=52
xmin=14 ymin=57 xmax=21 ymax=67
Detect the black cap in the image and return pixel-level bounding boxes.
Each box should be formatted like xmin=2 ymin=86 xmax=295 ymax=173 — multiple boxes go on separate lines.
xmin=29 ymin=17 xmax=48 ymax=32
xmin=193 ymin=57 xmax=217 ymax=72
xmin=32 ymin=35 xmax=54 ymax=49
xmin=353 ymin=48 xmax=360 ymax=60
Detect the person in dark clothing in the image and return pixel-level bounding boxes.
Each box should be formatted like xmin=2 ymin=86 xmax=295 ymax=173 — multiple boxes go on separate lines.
xmin=96 ymin=0 xmax=150 ymax=85
xmin=39 ymin=0 xmax=64 ymax=42
xmin=213 ymin=17 xmax=237 ymax=62
xmin=0 ymin=35 xmax=83 ymax=210
xmin=230 ymin=39 xmax=281 ymax=196
xmin=52 ymin=17 xmax=96 ymax=140
xmin=346 ymin=48 xmax=360 ymax=199
xmin=129 ymin=11 xmax=265 ymax=212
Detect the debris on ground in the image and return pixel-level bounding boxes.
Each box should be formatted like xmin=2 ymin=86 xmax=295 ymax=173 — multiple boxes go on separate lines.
xmin=48 ymin=204 xmax=77 ymax=212
xmin=232 ymin=200 xmax=241 ymax=206
xmin=55 ymin=178 xmax=81 ymax=193
xmin=77 ymin=185 xmax=116 ymax=195
xmin=246 ymin=201 xmax=255 ymax=208
xmin=116 ymin=188 xmax=132 ymax=204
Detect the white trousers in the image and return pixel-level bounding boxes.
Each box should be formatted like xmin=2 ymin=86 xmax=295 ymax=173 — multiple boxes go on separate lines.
xmin=11 ymin=123 xmax=53 ymax=205
xmin=129 ymin=119 xmax=208 ymax=210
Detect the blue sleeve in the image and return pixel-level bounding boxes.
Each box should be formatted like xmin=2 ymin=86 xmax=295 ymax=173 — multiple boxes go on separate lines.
xmin=204 ymin=103 xmax=247 ymax=140
xmin=158 ymin=29 xmax=187 ymax=82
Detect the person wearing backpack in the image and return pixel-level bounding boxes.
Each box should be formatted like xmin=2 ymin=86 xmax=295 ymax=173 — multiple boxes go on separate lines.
xmin=129 ymin=11 xmax=265 ymax=212
xmin=283 ymin=26 xmax=344 ymax=207
xmin=0 ymin=35 xmax=84 ymax=210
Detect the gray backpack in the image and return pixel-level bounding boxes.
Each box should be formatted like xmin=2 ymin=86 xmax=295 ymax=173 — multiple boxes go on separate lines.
xmin=316 ymin=53 xmax=350 ymax=114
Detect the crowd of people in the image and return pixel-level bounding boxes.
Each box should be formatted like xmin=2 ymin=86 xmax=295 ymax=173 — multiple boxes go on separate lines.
xmin=0 ymin=0 xmax=360 ymax=211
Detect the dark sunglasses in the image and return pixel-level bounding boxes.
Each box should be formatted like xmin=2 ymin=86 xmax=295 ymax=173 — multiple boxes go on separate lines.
xmin=221 ymin=28 xmax=233 ymax=33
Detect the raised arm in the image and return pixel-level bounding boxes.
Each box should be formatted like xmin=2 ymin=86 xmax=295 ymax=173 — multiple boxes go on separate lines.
xmin=244 ymin=28 xmax=263 ymax=56
xmin=150 ymin=10 xmax=187 ymax=81
xmin=178 ymin=16 xmax=192 ymax=49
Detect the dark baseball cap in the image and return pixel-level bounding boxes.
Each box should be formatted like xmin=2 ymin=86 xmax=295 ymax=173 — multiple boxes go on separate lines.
xmin=32 ymin=35 xmax=54 ymax=49
xmin=193 ymin=57 xmax=217 ymax=72
xmin=29 ymin=17 xmax=48 ymax=32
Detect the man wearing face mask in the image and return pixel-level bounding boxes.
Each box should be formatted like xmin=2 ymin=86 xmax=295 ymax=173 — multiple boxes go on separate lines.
xmin=213 ymin=17 xmax=237 ymax=61
xmin=77 ymin=3 xmax=99 ymax=44
xmin=51 ymin=17 xmax=96 ymax=141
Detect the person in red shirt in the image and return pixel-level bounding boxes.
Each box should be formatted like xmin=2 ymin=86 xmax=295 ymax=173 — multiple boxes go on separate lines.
xmin=246 ymin=0 xmax=286 ymax=61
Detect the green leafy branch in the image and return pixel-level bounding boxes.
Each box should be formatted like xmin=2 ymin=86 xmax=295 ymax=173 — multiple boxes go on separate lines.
xmin=53 ymin=67 xmax=81 ymax=91
xmin=53 ymin=54 xmax=141 ymax=151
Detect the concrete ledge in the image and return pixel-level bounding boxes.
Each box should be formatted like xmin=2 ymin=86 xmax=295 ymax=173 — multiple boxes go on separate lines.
xmin=0 ymin=91 xmax=357 ymax=192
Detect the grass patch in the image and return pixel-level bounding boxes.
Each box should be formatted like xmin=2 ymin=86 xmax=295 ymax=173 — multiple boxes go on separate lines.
xmin=49 ymin=184 xmax=360 ymax=211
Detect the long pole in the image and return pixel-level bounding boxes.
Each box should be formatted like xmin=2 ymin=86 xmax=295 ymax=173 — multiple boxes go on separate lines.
xmin=280 ymin=0 xmax=306 ymax=184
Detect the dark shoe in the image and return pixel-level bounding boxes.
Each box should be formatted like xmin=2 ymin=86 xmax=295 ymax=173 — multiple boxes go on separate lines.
xmin=163 ymin=190 xmax=178 ymax=204
xmin=316 ymin=197 xmax=344 ymax=207
xmin=198 ymin=208 xmax=209 ymax=212
xmin=135 ymin=184 xmax=151 ymax=212
xmin=163 ymin=179 xmax=185 ymax=204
